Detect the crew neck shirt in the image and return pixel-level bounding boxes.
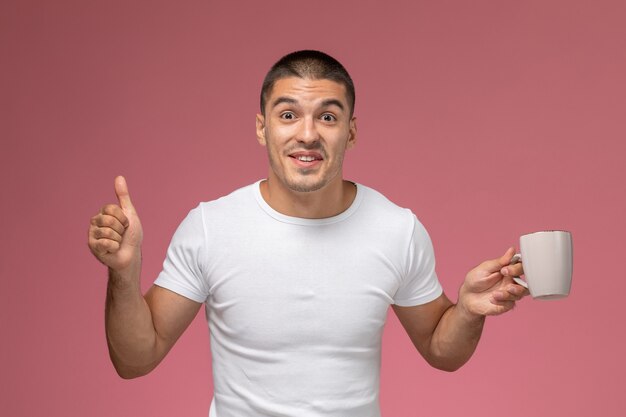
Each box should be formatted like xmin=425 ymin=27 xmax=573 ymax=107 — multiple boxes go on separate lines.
xmin=155 ymin=180 xmax=442 ymax=417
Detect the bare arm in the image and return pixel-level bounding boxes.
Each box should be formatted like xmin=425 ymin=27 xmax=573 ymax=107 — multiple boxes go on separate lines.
xmin=393 ymin=293 xmax=484 ymax=372
xmin=393 ymin=248 xmax=528 ymax=372
xmin=105 ymin=277 xmax=201 ymax=378
xmin=89 ymin=176 xmax=201 ymax=378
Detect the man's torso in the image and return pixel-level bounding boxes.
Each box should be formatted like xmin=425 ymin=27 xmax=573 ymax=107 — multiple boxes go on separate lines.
xmin=155 ymin=181 xmax=441 ymax=417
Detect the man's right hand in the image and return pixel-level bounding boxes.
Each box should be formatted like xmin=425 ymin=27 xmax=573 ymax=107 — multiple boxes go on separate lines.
xmin=88 ymin=176 xmax=143 ymax=272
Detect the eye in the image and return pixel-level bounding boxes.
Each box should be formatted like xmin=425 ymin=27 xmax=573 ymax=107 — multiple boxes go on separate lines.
xmin=321 ymin=113 xmax=336 ymax=122
xmin=280 ymin=111 xmax=296 ymax=120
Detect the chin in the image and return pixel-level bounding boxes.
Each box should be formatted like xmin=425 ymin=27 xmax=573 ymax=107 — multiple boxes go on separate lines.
xmin=279 ymin=173 xmax=329 ymax=193
xmin=286 ymin=180 xmax=327 ymax=193
xmin=284 ymin=168 xmax=344 ymax=193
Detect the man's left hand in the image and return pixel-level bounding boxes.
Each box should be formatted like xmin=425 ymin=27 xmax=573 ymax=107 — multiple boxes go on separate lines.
xmin=457 ymin=247 xmax=529 ymax=317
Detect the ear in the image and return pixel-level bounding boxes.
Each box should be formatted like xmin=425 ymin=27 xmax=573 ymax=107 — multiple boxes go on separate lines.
xmin=256 ymin=114 xmax=267 ymax=146
xmin=346 ymin=116 xmax=357 ymax=149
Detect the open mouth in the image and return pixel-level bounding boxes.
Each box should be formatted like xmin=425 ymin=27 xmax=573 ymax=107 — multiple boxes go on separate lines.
xmin=289 ymin=152 xmax=323 ymax=167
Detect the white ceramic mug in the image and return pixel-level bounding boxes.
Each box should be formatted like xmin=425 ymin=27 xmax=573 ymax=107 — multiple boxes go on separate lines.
xmin=511 ymin=230 xmax=573 ymax=300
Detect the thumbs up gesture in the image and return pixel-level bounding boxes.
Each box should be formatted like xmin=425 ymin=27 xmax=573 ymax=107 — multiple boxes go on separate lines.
xmin=88 ymin=176 xmax=143 ymax=272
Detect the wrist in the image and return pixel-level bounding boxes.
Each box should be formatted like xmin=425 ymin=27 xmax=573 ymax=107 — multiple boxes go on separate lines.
xmin=108 ymin=254 xmax=142 ymax=290
xmin=456 ymin=286 xmax=486 ymax=324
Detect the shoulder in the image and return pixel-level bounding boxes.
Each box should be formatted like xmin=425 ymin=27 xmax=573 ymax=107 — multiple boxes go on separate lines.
xmin=173 ymin=182 xmax=259 ymax=235
xmin=195 ymin=181 xmax=259 ymax=216
xmin=356 ymin=183 xmax=422 ymax=232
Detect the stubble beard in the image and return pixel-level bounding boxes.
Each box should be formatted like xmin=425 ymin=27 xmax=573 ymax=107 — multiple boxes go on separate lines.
xmin=265 ymin=141 xmax=343 ymax=193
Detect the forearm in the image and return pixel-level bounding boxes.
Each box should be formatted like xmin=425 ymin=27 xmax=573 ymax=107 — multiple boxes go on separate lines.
xmin=397 ymin=249 xmax=526 ymax=372
xmin=427 ymin=302 xmax=485 ymax=372
xmin=105 ymin=259 xmax=159 ymax=378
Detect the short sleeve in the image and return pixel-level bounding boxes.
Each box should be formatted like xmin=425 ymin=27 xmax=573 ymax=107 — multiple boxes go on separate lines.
xmin=393 ymin=215 xmax=443 ymax=306
xmin=154 ymin=205 xmax=209 ymax=303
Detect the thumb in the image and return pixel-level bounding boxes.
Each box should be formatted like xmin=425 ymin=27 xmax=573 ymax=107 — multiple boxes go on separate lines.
xmin=498 ymin=246 xmax=516 ymax=267
xmin=480 ymin=247 xmax=516 ymax=274
xmin=114 ymin=175 xmax=135 ymax=212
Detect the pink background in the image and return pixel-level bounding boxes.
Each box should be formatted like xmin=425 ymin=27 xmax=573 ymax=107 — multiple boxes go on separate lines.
xmin=2 ymin=1 xmax=625 ymax=416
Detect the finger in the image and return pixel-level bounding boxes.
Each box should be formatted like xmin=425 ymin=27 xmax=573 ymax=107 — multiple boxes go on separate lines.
xmin=513 ymin=284 xmax=530 ymax=298
xmin=493 ymin=283 xmax=528 ymax=301
xmin=479 ymin=247 xmax=517 ymax=274
xmin=489 ymin=298 xmax=516 ymax=313
xmin=88 ymin=235 xmax=121 ymax=255
xmin=500 ymin=287 xmax=524 ymax=301
xmin=498 ymin=247 xmax=517 ymax=267
xmin=92 ymin=225 xmax=123 ymax=242
xmin=91 ymin=210 xmax=128 ymax=235
xmin=99 ymin=205 xmax=129 ymax=229
xmin=500 ymin=262 xmax=524 ymax=278
xmin=114 ymin=176 xmax=135 ymax=212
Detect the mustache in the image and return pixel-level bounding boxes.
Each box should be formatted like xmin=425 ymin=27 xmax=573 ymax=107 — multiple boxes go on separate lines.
xmin=284 ymin=143 xmax=327 ymax=158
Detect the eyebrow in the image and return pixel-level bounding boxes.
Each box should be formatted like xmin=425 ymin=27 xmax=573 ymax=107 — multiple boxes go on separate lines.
xmin=321 ymin=99 xmax=345 ymax=112
xmin=271 ymin=97 xmax=298 ymax=109
xmin=270 ymin=97 xmax=345 ymax=112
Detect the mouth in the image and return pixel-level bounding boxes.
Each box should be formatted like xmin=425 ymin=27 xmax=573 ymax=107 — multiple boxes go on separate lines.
xmin=288 ymin=151 xmax=324 ymax=168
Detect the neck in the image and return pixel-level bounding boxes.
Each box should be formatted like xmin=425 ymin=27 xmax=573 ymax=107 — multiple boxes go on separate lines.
xmin=259 ymin=175 xmax=356 ymax=219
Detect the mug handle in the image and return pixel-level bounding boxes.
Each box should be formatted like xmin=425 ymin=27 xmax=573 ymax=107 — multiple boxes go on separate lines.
xmin=510 ymin=253 xmax=528 ymax=289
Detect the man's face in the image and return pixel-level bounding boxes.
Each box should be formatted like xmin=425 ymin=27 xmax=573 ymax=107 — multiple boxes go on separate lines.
xmin=256 ymin=77 xmax=357 ymax=193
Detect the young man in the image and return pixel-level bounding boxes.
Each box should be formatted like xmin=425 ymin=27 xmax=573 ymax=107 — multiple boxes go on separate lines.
xmin=88 ymin=50 xmax=528 ymax=417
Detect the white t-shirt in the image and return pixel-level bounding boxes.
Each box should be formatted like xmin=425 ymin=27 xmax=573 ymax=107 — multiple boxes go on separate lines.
xmin=154 ymin=181 xmax=443 ymax=417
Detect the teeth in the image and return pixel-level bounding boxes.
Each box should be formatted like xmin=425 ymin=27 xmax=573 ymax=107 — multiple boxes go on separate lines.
xmin=297 ymin=156 xmax=316 ymax=162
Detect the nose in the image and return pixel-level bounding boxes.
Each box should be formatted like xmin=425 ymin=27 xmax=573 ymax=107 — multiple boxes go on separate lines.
xmin=296 ymin=116 xmax=320 ymax=144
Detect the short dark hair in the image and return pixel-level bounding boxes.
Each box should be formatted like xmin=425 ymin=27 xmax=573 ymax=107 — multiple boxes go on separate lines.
xmin=260 ymin=50 xmax=355 ymax=117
